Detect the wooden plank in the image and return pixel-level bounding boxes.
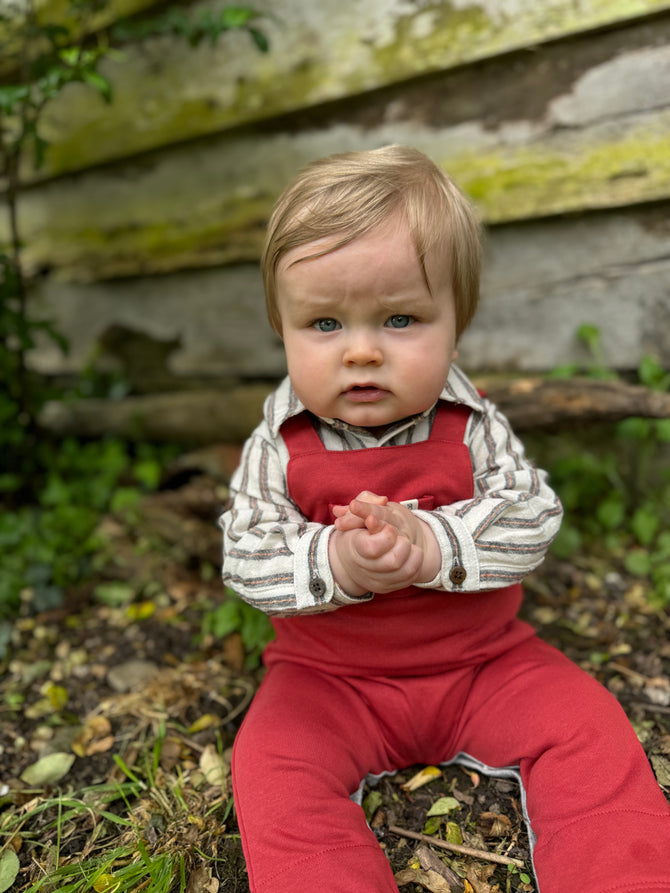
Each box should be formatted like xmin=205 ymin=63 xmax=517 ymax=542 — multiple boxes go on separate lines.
xmin=18 ymin=0 xmax=670 ymax=178
xmin=11 ymin=95 xmax=670 ymax=279
xmin=27 ymin=204 xmax=670 ymax=378
xmin=36 ymin=377 xmax=670 ymax=443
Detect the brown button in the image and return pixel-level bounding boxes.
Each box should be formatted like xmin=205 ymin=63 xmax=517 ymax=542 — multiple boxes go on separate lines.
xmin=449 ymin=566 xmax=467 ymax=585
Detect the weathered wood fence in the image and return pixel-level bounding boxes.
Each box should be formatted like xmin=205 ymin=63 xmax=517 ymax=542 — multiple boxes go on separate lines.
xmin=3 ymin=0 xmax=670 ymax=441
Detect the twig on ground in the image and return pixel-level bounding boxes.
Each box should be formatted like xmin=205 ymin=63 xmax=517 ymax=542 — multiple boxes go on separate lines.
xmin=388 ymin=824 xmax=525 ymax=868
xmin=608 ymin=662 xmax=670 ymax=690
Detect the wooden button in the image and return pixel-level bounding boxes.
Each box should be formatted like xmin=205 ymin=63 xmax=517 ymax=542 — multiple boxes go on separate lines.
xmin=449 ymin=566 xmax=467 ymax=585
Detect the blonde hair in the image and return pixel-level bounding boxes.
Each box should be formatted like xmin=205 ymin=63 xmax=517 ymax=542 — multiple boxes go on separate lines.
xmin=262 ymin=145 xmax=481 ymax=339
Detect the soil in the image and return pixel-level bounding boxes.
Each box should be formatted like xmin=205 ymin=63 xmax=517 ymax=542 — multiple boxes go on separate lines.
xmin=2 ymin=468 xmax=670 ymax=893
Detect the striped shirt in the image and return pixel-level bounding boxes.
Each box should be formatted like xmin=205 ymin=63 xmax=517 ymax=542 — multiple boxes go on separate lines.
xmin=219 ymin=365 xmax=563 ymax=615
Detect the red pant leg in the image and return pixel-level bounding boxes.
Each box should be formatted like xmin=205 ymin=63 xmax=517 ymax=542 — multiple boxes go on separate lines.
xmin=232 ymin=662 xmax=400 ymax=892
xmin=454 ymin=637 xmax=670 ymax=893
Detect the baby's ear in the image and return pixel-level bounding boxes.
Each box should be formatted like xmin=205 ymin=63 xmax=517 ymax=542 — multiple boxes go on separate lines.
xmin=451 ymin=346 xmax=459 ymax=362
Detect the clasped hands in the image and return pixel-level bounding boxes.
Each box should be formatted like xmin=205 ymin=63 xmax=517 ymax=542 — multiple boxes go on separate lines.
xmin=328 ymin=490 xmax=441 ymax=597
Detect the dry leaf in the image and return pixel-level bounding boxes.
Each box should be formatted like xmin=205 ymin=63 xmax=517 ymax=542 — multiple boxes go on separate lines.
xmin=477 ymin=812 xmax=512 ymax=838
xmin=188 ymin=714 xmax=220 ymax=734
xmin=186 ymin=865 xmax=219 ymax=893
xmin=395 ymin=867 xmax=454 ymax=892
xmin=86 ymin=735 xmax=115 ymax=756
xmin=72 ymin=716 xmax=113 ymax=757
xmin=466 ymin=863 xmax=496 ymax=893
xmin=461 ymin=768 xmax=480 ymax=789
xmin=159 ymin=735 xmax=183 ymax=771
xmin=416 ymin=844 xmax=463 ymax=890
xmin=401 ymin=766 xmax=442 ymax=792
xmin=198 ymin=744 xmax=228 ymax=789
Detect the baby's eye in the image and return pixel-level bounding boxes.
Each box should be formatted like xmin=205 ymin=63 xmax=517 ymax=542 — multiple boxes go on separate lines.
xmin=386 ymin=314 xmax=414 ymax=329
xmin=314 ymin=318 xmax=340 ymax=332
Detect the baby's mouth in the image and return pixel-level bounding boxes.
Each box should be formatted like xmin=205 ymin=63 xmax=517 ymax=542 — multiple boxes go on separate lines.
xmin=345 ymin=385 xmax=389 ymax=403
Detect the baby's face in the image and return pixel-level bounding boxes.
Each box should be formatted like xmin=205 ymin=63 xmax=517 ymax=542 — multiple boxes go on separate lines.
xmin=276 ymin=213 xmax=458 ymax=432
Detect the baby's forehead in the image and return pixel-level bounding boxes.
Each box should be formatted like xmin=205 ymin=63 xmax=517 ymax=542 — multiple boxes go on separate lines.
xmin=277 ymin=212 xmax=419 ymax=273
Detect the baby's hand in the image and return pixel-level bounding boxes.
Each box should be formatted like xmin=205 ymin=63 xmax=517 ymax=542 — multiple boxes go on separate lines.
xmin=329 ymin=492 xmax=441 ymax=596
xmin=332 ymin=491 xmax=388 ymax=531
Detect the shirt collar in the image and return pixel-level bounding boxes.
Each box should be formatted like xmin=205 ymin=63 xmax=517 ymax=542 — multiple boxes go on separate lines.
xmin=266 ymin=364 xmax=486 ymax=439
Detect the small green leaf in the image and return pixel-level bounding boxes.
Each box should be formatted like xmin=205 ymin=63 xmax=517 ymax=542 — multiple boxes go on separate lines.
xmin=220 ymin=7 xmax=256 ymax=27
xmin=82 ymin=69 xmax=112 ymax=102
xmin=624 ymin=550 xmax=652 ymax=577
xmin=20 ymin=752 xmax=75 ymax=786
xmin=93 ymin=582 xmax=135 ymax=606
xmin=550 ymin=524 xmax=581 ymax=560
xmin=426 ymin=796 xmax=460 ymax=817
xmin=249 ymin=27 xmax=269 ymax=52
xmin=362 ymin=790 xmax=382 ymax=822
xmin=445 ymin=821 xmax=463 ymax=844
xmin=631 ymin=505 xmax=660 ymax=547
xmin=596 ymin=495 xmax=625 ymax=530
xmin=422 ymin=815 xmax=442 ymax=835
xmin=0 ymin=849 xmax=20 ymax=893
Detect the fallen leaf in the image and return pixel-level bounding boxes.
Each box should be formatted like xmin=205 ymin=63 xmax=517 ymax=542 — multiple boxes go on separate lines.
xmin=43 ymin=682 xmax=68 ymax=711
xmin=466 ymin=863 xmax=495 ymax=893
xmin=159 ymin=735 xmax=183 ymax=771
xmin=426 ymin=796 xmax=460 ymax=817
xmin=395 ymin=867 xmax=454 ymax=892
xmin=186 ymin=864 xmax=219 ymax=893
xmin=650 ymin=753 xmax=670 ymax=787
xmin=401 ymin=766 xmax=442 ymax=792
xmin=125 ymin=601 xmax=156 ymax=621
xmin=461 ymin=768 xmax=480 ymax=789
xmin=188 ymin=714 xmax=220 ymax=734
xmin=477 ymin=812 xmax=512 ymax=838
xmin=0 ymin=850 xmax=19 ymax=893
xmin=416 ymin=844 xmax=464 ymax=890
xmin=20 ymin=752 xmax=75 ymax=786
xmin=92 ymin=872 xmax=119 ymax=892
xmin=72 ymin=716 xmax=113 ymax=757
xmin=86 ymin=735 xmax=115 ymax=756
xmin=363 ymin=789 xmax=383 ymax=822
xmin=198 ymin=744 xmax=227 ymax=789
xmin=445 ymin=821 xmax=463 ymax=844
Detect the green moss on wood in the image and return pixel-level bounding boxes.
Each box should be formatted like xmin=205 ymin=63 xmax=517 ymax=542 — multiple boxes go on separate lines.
xmin=23 ymin=0 xmax=670 ymax=179
xmin=449 ymin=124 xmax=670 ymax=221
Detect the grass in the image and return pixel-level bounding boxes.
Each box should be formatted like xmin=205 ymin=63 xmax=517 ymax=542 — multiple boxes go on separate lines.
xmin=3 ymin=723 xmax=242 ymax=893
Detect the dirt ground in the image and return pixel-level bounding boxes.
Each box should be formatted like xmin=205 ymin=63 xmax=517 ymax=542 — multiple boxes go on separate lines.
xmin=3 ymin=471 xmax=670 ymax=892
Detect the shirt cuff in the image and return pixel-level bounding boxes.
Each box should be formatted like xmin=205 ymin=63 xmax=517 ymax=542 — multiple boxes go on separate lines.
xmin=294 ymin=524 xmax=335 ymax=609
xmin=413 ymin=510 xmax=481 ymax=592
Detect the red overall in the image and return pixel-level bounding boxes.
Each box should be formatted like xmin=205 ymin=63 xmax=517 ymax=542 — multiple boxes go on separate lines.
xmin=232 ymin=405 xmax=670 ymax=893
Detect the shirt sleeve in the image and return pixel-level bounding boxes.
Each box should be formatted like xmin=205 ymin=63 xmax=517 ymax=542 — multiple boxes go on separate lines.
xmin=219 ymin=422 xmax=373 ymax=615
xmin=414 ymin=397 xmax=563 ymax=593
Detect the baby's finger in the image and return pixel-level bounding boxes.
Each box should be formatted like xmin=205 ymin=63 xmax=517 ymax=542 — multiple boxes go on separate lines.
xmin=354 ymin=523 xmax=398 ymax=560
xmin=355 ymin=491 xmax=388 ymax=505
xmin=334 ymin=512 xmax=367 ymax=531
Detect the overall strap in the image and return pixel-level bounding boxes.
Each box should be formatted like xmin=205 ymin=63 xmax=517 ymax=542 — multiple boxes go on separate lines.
xmin=429 ymin=402 xmax=472 ymax=442
xmin=280 ymin=413 xmax=323 ymax=456
xmin=281 ymin=403 xmax=473 ymax=457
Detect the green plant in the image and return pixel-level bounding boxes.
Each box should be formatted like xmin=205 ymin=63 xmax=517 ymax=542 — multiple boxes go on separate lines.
xmin=1 ymin=724 xmax=236 ymax=893
xmin=546 ymin=328 xmax=670 ymax=606
xmin=202 ymin=588 xmax=275 ymax=668
xmin=0 ymin=437 xmax=179 ymax=654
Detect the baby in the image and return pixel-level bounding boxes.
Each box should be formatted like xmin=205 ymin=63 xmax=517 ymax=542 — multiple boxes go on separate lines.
xmin=220 ymin=145 xmax=670 ymax=892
